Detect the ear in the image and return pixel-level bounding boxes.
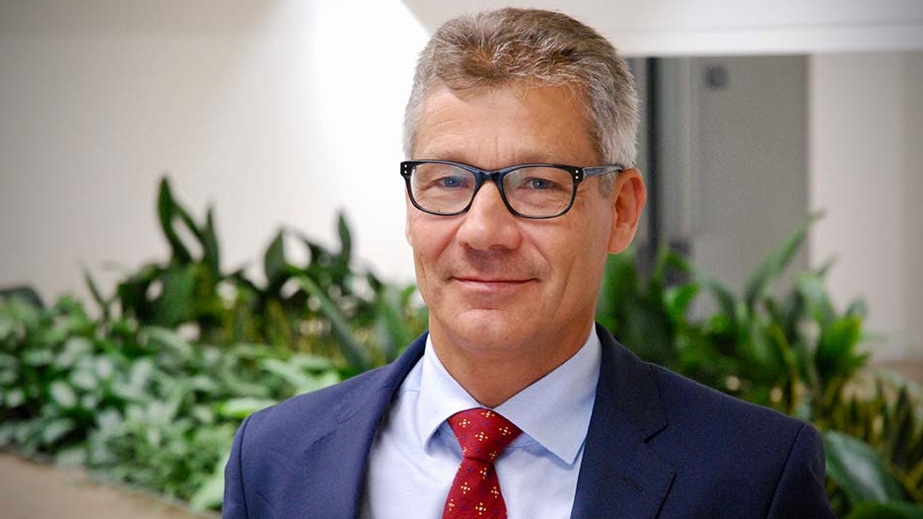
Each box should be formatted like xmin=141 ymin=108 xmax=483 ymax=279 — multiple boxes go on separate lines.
xmin=606 ymin=168 xmax=647 ymax=254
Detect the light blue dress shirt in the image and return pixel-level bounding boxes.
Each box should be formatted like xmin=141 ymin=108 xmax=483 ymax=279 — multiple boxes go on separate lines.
xmin=359 ymin=328 xmax=602 ymax=519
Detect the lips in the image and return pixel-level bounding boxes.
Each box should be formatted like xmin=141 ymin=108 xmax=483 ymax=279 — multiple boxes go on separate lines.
xmin=454 ymin=277 xmax=531 ymax=283
xmin=452 ymin=276 xmax=536 ymax=294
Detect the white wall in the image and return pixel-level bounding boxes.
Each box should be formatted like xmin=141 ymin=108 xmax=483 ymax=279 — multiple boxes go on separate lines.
xmin=905 ymin=53 xmax=923 ymax=361
xmin=0 ymin=0 xmax=427 ymax=305
xmin=809 ymin=52 xmax=923 ymax=360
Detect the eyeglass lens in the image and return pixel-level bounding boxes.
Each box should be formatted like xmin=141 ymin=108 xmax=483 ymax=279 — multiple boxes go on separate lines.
xmin=409 ymin=163 xmax=574 ymax=217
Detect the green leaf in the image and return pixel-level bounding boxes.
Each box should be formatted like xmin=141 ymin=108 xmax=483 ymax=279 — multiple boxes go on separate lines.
xmin=703 ymin=277 xmax=739 ymax=326
xmin=70 ymin=369 xmax=98 ymax=391
xmin=53 ymin=337 xmax=92 ymax=369
xmin=0 ymin=296 xmax=40 ymax=330
xmin=336 ymin=211 xmax=352 ymax=265
xmin=55 ymin=446 xmax=87 ymax=467
xmin=302 ymin=370 xmax=341 ymax=394
xmin=148 ymin=265 xmax=198 ymax=327
xmin=216 ymin=397 xmax=277 ymax=419
xmin=798 ymin=273 xmax=837 ymax=329
xmin=129 ymin=358 xmax=155 ymax=391
xmin=202 ymin=206 xmax=221 ymax=276
xmin=0 ymin=368 xmax=16 ymax=386
xmin=288 ymin=353 xmax=338 ymax=372
xmin=595 ymin=250 xmax=639 ymax=332
xmin=159 ymin=174 xmax=214 ymax=266
xmin=261 ymin=358 xmax=313 ymax=388
xmin=844 ymin=501 xmax=923 ymax=519
xmin=83 ymin=269 xmax=111 ymax=318
xmin=744 ymin=212 xmax=819 ymax=310
xmin=0 ymin=353 xmax=17 ymax=370
xmin=42 ymin=418 xmax=75 ymax=445
xmin=189 ymin=451 xmax=229 ymax=511
xmin=5 ymin=388 xmax=24 ymax=408
xmin=264 ymin=230 xmax=287 ymax=286
xmin=50 ymin=381 xmax=78 ymax=409
xmin=846 ymin=298 xmax=868 ymax=319
xmin=883 ymin=387 xmax=921 ymax=472
xmin=23 ymin=348 xmax=54 ymax=366
xmin=144 ymin=326 xmax=194 ymax=358
xmin=94 ymin=356 xmax=115 ymax=381
xmin=115 ymin=263 xmax=160 ymax=319
xmin=374 ymin=284 xmax=414 ymax=363
xmin=0 ymin=312 xmax=13 ymax=341
xmin=824 ymin=430 xmax=906 ymax=506
xmin=97 ymin=409 xmax=123 ymax=431
xmin=664 ymin=284 xmax=698 ymax=326
xmin=192 ymin=404 xmax=216 ymax=425
xmin=215 ymin=366 xmax=270 ymax=399
xmin=815 ymin=316 xmax=865 ymax=386
xmin=297 ymin=275 xmax=370 ymax=372
xmin=157 ymin=177 xmax=193 ymax=263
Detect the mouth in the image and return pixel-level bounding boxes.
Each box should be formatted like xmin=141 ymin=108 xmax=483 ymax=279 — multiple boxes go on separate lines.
xmin=451 ymin=276 xmax=536 ymax=293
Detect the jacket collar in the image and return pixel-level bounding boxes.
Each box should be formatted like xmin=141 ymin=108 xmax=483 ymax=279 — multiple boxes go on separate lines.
xmin=297 ymin=334 xmax=427 ymax=519
xmin=299 ymin=324 xmax=675 ymax=519
xmin=569 ymin=323 xmax=675 ymax=519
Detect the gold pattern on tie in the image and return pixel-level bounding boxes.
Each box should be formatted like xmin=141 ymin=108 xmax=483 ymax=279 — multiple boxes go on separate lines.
xmin=442 ymin=408 xmax=522 ymax=518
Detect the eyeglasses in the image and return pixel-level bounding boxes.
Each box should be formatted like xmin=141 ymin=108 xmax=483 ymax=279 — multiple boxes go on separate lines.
xmin=400 ymin=160 xmax=624 ymax=219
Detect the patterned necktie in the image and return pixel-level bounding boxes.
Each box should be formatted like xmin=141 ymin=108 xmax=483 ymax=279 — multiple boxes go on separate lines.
xmin=442 ymin=408 xmax=522 ymax=518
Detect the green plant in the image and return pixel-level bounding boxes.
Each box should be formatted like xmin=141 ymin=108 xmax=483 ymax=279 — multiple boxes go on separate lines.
xmin=0 ymin=292 xmax=345 ymax=509
xmin=822 ymin=373 xmax=923 ymax=514
xmin=597 ymin=215 xmax=867 ymax=414
xmin=0 ymin=175 xmax=428 ymax=511
xmin=0 ymin=296 xmax=99 ymax=454
xmin=595 ymin=214 xmax=923 ymax=516
xmin=95 ymin=177 xmax=424 ymax=372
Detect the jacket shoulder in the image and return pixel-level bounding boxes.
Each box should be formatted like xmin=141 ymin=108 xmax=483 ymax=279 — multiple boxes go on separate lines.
xmin=243 ymin=364 xmax=392 ymax=446
xmin=644 ymin=363 xmax=833 ymax=517
xmin=647 ymin=362 xmax=805 ymax=435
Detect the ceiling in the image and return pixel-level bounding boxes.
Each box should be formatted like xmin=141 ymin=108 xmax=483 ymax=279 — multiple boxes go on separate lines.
xmin=400 ymin=0 xmax=923 ymax=56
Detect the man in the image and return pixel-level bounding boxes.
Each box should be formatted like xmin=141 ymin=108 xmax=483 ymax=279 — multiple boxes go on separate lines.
xmin=223 ymin=8 xmax=835 ymax=519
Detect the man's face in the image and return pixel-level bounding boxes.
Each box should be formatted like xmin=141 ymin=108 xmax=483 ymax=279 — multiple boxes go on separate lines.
xmin=406 ymin=84 xmax=623 ymax=358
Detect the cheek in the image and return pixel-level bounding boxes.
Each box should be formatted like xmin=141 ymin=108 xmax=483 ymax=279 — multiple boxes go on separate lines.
xmin=532 ymin=216 xmax=609 ymax=291
xmin=407 ymin=214 xmax=458 ymax=277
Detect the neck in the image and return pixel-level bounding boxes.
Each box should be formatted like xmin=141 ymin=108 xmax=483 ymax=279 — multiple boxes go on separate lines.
xmin=429 ymin=320 xmax=594 ymax=408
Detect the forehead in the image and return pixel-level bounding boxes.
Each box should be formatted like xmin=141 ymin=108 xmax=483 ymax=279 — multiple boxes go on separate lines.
xmin=413 ymin=84 xmax=598 ymax=167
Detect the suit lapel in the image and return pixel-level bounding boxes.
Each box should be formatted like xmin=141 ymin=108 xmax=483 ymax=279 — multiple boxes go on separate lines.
xmin=294 ymin=326 xmax=675 ymax=518
xmin=570 ymin=324 xmax=676 ymax=519
xmin=298 ymin=335 xmax=427 ymax=519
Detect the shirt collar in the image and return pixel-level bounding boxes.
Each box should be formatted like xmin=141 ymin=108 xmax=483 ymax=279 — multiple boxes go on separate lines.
xmin=415 ymin=327 xmax=602 ymax=466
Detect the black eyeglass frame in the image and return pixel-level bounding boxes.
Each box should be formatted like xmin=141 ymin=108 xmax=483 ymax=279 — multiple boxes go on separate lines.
xmin=400 ymin=160 xmax=624 ymax=219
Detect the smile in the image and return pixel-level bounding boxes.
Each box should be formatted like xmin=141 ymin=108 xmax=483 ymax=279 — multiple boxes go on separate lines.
xmin=452 ymin=277 xmax=536 ymax=293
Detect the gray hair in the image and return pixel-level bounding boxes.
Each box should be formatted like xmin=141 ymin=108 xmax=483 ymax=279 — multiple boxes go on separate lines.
xmin=403 ymin=8 xmax=639 ymax=192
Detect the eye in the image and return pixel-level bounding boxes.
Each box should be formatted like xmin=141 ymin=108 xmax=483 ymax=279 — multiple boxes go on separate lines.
xmin=525 ymin=178 xmax=554 ymax=190
xmin=439 ymin=175 xmax=467 ymax=188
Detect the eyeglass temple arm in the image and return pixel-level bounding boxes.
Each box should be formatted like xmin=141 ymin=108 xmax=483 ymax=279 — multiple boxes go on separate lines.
xmin=582 ymin=165 xmax=624 ymax=178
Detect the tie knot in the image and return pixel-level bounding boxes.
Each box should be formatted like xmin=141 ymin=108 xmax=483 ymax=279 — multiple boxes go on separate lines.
xmin=447 ymin=408 xmax=521 ymax=463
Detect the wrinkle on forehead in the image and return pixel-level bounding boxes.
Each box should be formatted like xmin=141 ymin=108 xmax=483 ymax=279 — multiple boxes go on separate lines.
xmin=413 ymin=84 xmax=598 ymax=169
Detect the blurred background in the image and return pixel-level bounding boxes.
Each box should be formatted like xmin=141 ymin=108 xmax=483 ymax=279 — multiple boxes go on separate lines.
xmin=2 ymin=0 xmax=921 ymax=362
xmin=1 ymin=1 xmax=922 ymax=518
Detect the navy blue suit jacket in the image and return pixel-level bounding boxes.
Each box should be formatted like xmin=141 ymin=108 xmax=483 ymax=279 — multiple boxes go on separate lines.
xmin=223 ymin=324 xmax=836 ymax=518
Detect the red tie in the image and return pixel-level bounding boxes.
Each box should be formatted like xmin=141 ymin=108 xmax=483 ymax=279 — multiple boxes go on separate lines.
xmin=442 ymin=408 xmax=522 ymax=518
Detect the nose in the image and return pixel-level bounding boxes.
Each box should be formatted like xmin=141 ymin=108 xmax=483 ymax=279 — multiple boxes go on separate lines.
xmin=456 ymin=180 xmax=522 ymax=251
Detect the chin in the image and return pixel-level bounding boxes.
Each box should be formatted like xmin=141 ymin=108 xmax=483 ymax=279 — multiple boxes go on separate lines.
xmin=445 ymin=309 xmax=535 ymax=351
